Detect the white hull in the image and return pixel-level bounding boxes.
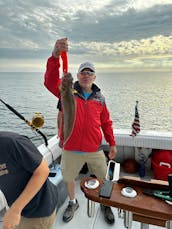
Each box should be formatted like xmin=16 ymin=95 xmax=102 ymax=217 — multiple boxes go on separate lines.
xmin=39 ymin=129 xmax=172 ymax=166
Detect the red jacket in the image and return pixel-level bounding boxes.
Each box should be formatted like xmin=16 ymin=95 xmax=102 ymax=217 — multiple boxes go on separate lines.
xmin=44 ymin=55 xmax=116 ymax=152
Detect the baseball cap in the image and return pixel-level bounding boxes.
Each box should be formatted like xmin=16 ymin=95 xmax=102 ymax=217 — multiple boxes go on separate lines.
xmin=78 ymin=62 xmax=95 ymax=73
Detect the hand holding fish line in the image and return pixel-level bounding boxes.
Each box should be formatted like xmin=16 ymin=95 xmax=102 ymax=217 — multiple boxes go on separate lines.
xmin=44 ymin=37 xmax=75 ymax=143
xmin=54 ymin=38 xmax=75 ymax=143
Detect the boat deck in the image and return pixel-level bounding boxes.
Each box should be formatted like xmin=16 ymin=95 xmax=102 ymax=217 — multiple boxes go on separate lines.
xmin=52 ymin=175 xmax=165 ymax=229
xmin=0 ymin=173 xmax=167 ymax=229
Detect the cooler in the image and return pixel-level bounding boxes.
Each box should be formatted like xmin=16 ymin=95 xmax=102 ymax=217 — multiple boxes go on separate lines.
xmin=151 ymin=149 xmax=172 ymax=181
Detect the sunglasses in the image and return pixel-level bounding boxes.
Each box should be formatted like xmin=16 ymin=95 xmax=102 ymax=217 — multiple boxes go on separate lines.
xmin=80 ymin=71 xmax=95 ymax=76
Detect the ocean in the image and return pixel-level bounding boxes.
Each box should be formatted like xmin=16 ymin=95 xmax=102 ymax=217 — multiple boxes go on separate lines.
xmin=0 ymin=71 xmax=172 ymax=146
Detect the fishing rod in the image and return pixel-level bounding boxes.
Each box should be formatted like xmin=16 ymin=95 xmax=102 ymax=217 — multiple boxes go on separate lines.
xmin=0 ymin=98 xmax=48 ymax=146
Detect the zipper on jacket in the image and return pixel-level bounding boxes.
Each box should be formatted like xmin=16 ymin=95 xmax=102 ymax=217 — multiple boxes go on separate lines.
xmin=75 ymin=91 xmax=94 ymax=151
xmin=79 ymin=99 xmax=88 ymax=151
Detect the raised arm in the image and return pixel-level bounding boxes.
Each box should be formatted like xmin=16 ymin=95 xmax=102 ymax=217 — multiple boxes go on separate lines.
xmin=44 ymin=38 xmax=68 ymax=97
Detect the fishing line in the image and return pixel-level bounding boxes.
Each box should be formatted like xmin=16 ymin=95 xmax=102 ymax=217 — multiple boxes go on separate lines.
xmin=0 ymin=98 xmax=48 ymax=146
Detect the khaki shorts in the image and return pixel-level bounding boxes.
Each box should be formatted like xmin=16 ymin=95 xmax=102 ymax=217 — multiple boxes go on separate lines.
xmin=16 ymin=209 xmax=56 ymax=229
xmin=61 ymin=150 xmax=107 ymax=182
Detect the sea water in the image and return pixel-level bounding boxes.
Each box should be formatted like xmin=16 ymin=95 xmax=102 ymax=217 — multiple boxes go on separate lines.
xmin=0 ymin=71 xmax=172 ymax=146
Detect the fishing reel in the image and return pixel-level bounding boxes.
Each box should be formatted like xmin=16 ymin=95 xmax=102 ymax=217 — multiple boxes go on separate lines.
xmin=31 ymin=112 xmax=44 ymax=128
xmin=0 ymin=98 xmax=48 ymax=146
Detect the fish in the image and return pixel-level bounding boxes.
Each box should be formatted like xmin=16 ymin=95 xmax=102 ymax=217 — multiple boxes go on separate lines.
xmin=60 ymin=73 xmax=75 ymax=143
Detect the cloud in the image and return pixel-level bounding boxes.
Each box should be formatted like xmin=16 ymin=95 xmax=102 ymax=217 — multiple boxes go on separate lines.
xmin=0 ymin=0 xmax=172 ymax=71
xmin=1 ymin=0 xmax=172 ymax=47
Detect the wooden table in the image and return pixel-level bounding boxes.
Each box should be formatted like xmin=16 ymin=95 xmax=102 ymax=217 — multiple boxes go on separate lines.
xmin=80 ymin=176 xmax=172 ymax=229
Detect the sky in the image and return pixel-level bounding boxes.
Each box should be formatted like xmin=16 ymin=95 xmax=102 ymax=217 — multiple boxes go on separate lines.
xmin=0 ymin=0 xmax=172 ymax=72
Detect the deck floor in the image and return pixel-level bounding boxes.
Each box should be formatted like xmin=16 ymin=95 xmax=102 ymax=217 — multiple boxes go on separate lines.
xmin=52 ymin=176 xmax=165 ymax=229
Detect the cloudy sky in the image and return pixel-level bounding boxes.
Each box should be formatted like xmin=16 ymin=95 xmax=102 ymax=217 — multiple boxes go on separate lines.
xmin=0 ymin=0 xmax=172 ymax=72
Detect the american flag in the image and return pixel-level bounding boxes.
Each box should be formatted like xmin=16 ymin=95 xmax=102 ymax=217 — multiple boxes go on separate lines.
xmin=130 ymin=101 xmax=140 ymax=137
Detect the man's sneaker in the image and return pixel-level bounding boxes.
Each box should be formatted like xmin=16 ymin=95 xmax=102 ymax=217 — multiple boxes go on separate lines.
xmin=100 ymin=204 xmax=115 ymax=224
xmin=63 ymin=200 xmax=79 ymax=222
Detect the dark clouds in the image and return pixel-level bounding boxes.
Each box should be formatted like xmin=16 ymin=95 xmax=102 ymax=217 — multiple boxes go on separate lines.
xmin=67 ymin=4 xmax=172 ymax=43
xmin=0 ymin=1 xmax=172 ymax=47
xmin=0 ymin=0 xmax=172 ymax=70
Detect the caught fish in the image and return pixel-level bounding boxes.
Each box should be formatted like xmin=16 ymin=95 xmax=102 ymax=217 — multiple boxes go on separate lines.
xmin=60 ymin=73 xmax=75 ymax=143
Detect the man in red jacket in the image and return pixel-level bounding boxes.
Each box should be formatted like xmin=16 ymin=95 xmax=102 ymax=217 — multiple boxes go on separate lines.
xmin=44 ymin=38 xmax=117 ymax=225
